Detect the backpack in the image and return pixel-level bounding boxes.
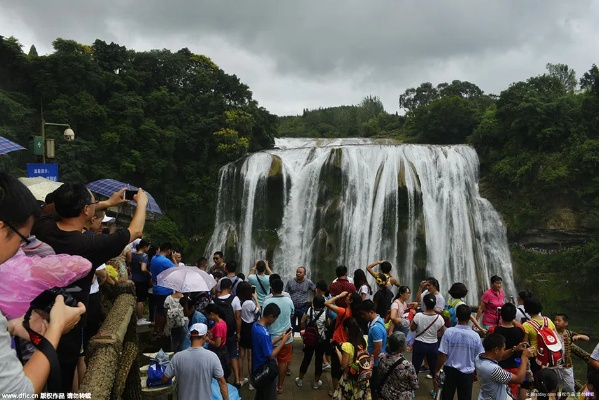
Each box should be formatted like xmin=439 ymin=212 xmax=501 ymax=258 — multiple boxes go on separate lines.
xmin=442 ymin=298 xmax=464 ymax=327
xmin=347 ymin=344 xmax=374 ymax=383
xmin=213 ymin=296 xmax=237 ymax=336
xmin=526 ymin=317 xmax=563 ymax=367
xmin=303 ymin=308 xmax=325 ymax=347
xmin=165 ymin=296 xmax=185 ymax=329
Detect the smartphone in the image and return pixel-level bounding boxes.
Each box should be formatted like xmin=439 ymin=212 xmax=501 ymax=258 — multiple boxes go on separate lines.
xmin=123 ymin=189 xmax=137 ymax=201
xmin=251 ymin=285 xmax=256 ymax=294
xmin=285 ymin=327 xmax=293 ymax=334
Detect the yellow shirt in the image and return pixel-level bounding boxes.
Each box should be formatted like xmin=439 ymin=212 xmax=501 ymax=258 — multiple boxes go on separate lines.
xmin=523 ymin=316 xmax=557 ymax=350
xmin=341 ymin=342 xmax=355 ymax=361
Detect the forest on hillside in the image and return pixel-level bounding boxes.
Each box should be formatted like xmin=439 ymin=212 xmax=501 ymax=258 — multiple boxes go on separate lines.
xmin=0 ymin=35 xmax=277 ymax=252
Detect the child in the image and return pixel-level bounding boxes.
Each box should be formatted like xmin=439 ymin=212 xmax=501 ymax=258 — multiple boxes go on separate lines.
xmin=296 ymin=295 xmax=328 ymax=389
xmin=553 ymin=313 xmax=590 ymax=393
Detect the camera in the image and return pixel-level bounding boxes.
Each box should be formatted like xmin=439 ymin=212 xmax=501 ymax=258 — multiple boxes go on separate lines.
xmin=123 ymin=189 xmax=137 ymax=201
xmin=30 ymin=287 xmax=79 ymax=315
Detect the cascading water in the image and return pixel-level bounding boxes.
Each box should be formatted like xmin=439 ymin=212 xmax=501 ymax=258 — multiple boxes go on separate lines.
xmin=205 ymin=138 xmax=514 ymax=304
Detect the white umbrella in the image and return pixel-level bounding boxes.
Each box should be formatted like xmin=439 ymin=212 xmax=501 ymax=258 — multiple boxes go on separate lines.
xmin=18 ymin=177 xmax=63 ymax=201
xmin=157 ymin=266 xmax=216 ymax=293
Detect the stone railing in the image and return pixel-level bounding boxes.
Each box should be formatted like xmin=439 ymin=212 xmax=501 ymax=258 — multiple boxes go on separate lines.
xmin=79 ymin=284 xmax=141 ymax=400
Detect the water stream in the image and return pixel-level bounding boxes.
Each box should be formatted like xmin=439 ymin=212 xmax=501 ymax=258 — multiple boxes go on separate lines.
xmin=205 ymin=138 xmax=514 ymax=305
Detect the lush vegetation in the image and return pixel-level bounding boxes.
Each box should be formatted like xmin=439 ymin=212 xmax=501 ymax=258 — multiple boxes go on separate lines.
xmin=0 ymin=36 xmax=277 ymax=254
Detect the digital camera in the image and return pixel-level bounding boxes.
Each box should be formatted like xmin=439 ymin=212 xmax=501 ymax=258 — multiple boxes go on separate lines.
xmin=30 ymin=287 xmax=79 ymax=315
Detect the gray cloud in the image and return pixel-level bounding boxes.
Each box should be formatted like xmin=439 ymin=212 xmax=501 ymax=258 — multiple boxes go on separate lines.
xmin=1 ymin=0 xmax=598 ymax=115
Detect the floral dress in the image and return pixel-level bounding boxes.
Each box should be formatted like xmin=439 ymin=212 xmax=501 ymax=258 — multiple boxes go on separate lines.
xmin=333 ymin=342 xmax=372 ymax=400
xmin=377 ymin=352 xmax=419 ymax=400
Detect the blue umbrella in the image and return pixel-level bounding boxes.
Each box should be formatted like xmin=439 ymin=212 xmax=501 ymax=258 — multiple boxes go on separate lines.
xmin=0 ymin=136 xmax=26 ymax=155
xmin=87 ymin=179 xmax=163 ymax=214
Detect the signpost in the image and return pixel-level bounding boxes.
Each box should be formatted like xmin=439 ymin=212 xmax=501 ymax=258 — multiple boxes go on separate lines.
xmin=27 ymin=163 xmax=59 ymax=181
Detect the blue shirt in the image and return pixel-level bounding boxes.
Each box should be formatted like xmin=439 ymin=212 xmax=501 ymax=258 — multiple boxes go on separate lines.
xmin=248 ymin=274 xmax=270 ymax=307
xmin=151 ymin=254 xmax=175 ymax=296
xmin=368 ymin=316 xmax=387 ymax=367
xmin=263 ymin=295 xmax=294 ymax=345
xmin=182 ymin=311 xmax=208 ymax=350
xmin=252 ymin=322 xmax=273 ymax=372
xmin=438 ymin=324 xmax=484 ymax=373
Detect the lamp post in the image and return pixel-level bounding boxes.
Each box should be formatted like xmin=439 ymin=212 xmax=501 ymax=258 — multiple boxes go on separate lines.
xmin=39 ymin=106 xmax=75 ymax=164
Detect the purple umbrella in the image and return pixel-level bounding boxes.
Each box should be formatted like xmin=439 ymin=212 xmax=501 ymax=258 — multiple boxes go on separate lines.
xmin=87 ymin=179 xmax=162 ymax=214
xmin=0 ymin=136 xmax=26 ymax=155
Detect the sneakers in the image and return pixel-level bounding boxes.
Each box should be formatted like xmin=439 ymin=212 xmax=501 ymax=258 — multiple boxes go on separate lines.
xmin=426 ymin=374 xmax=433 ymax=379
xmin=248 ymin=383 xmax=255 ymax=391
xmin=322 ymin=363 xmax=331 ymax=370
xmin=286 ymin=368 xmax=291 ymax=376
xmin=137 ymin=318 xmax=151 ymax=326
xmin=238 ymin=378 xmax=249 ymax=388
xmin=312 ymin=380 xmax=323 ymax=390
xmin=295 ymin=378 xmax=303 ymax=387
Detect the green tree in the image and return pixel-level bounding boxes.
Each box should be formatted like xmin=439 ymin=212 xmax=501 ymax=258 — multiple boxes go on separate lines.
xmin=546 ymin=63 xmax=577 ymax=93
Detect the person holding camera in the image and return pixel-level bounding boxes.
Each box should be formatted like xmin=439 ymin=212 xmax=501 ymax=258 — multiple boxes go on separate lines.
xmin=0 ymin=173 xmax=86 ymax=395
xmin=32 ymin=182 xmax=148 ymax=393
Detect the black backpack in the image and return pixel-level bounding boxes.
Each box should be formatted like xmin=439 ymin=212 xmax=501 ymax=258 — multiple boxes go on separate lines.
xmin=213 ymin=296 xmax=237 ymax=336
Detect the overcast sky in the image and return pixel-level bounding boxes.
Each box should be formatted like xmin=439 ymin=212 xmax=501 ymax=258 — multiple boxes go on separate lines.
xmin=1 ymin=1 xmax=598 ymax=116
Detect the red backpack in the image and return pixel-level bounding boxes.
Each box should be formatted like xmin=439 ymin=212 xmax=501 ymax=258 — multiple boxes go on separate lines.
xmin=526 ymin=317 xmax=563 ymax=367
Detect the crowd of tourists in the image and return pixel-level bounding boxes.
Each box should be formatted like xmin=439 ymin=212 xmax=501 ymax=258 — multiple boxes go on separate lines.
xmin=1 ymin=171 xmax=599 ymax=400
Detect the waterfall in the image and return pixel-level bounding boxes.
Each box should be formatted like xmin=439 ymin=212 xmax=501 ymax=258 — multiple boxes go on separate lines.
xmin=205 ymin=138 xmax=514 ymax=304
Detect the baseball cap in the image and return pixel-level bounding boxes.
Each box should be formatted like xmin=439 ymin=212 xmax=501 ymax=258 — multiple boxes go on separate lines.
xmin=189 ymin=323 xmax=208 ymax=336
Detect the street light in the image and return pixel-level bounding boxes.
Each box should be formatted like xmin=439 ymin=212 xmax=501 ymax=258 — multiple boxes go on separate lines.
xmin=39 ymin=107 xmax=75 ymax=163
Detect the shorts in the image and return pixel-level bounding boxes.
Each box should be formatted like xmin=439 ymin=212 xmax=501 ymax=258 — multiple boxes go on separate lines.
xmin=240 ymin=321 xmax=254 ymax=349
xmin=135 ymin=282 xmax=149 ymax=302
xmin=277 ymin=342 xmax=293 ymax=364
xmin=226 ymin=335 xmax=239 ymax=359
xmin=154 ymin=294 xmax=168 ymax=316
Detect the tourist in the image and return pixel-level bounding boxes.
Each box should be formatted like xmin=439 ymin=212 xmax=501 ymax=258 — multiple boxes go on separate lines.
xmin=522 ymin=298 xmax=561 ymax=377
xmin=435 ymin=304 xmax=484 ymax=400
xmin=295 ymin=295 xmax=328 ymax=390
xmin=252 ymin=303 xmax=293 ymax=400
xmin=162 ymin=323 xmax=228 ymax=400
xmin=210 ymin=251 xmax=226 ymax=274
xmin=164 ymin=291 xmax=186 ymax=352
xmin=325 ymin=291 xmax=363 ymax=396
xmin=360 ymin=299 xmax=387 ymax=400
xmin=476 ymin=275 xmax=505 ymax=329
xmin=216 ymin=260 xmax=242 ymax=295
xmin=180 ymin=295 xmax=207 ymax=350
xmin=130 ymin=239 xmax=151 ymax=324
xmin=150 ymin=242 xmax=176 ymax=336
xmin=378 ymin=332 xmax=419 ymax=400
xmin=214 ymin=278 xmax=243 ymax=386
xmin=415 ymin=277 xmax=445 ymax=313
xmin=353 ymin=269 xmax=372 ymax=301
xmin=33 ymin=183 xmax=147 ymax=393
xmin=492 ymin=303 xmax=526 ymax=399
xmin=0 ymin=173 xmax=86 ymax=395
xmin=372 ymin=278 xmax=394 ymax=326
xmin=204 ymin=303 xmax=231 ymax=380
xmin=332 ymin=317 xmax=371 ymax=400
xmin=285 ymin=266 xmax=316 ymax=332
xmin=237 ymin=281 xmax=260 ymax=389
xmin=579 ymin=369 xmax=599 ymax=400
xmin=553 ymin=313 xmax=589 ymax=393
xmin=329 ymin=265 xmax=356 ymax=308
xmin=445 ymin=282 xmax=486 ymax=333
xmin=475 ymin=333 xmax=535 ymax=400
xmin=262 ymin=279 xmax=294 ymax=394
xmin=248 ymin=260 xmax=272 ymax=307
xmin=196 ymin=256 xmax=208 ymax=271
xmin=264 ymin=273 xmax=291 ymax=301
xmin=410 ymin=293 xmax=446 ymax=383
xmin=388 ymin=286 xmax=416 ymax=335
xmin=366 ymin=260 xmax=400 ymax=287
xmin=515 ymin=290 xmax=534 ymax=323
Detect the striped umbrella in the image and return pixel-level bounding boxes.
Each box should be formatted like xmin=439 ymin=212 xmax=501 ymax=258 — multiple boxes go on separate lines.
xmin=87 ymin=179 xmax=162 ymax=214
xmin=0 ymin=136 xmax=25 ymax=155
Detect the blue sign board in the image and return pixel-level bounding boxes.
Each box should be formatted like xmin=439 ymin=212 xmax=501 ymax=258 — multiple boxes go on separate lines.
xmin=27 ymin=163 xmax=59 ymax=181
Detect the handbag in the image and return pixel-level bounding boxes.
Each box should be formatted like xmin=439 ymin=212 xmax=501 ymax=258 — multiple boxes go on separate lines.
xmin=251 ymin=358 xmax=278 ymax=388
xmin=147 ymin=359 xmax=172 ymax=387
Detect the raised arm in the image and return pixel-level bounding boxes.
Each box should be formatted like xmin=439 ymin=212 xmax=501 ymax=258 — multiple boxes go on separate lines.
xmin=325 ymin=292 xmax=347 ymax=315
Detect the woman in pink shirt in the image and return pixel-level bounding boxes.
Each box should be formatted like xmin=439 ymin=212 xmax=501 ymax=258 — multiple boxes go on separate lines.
xmin=476 ymin=275 xmax=505 ymax=329
xmin=204 ymin=303 xmax=231 ymax=379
